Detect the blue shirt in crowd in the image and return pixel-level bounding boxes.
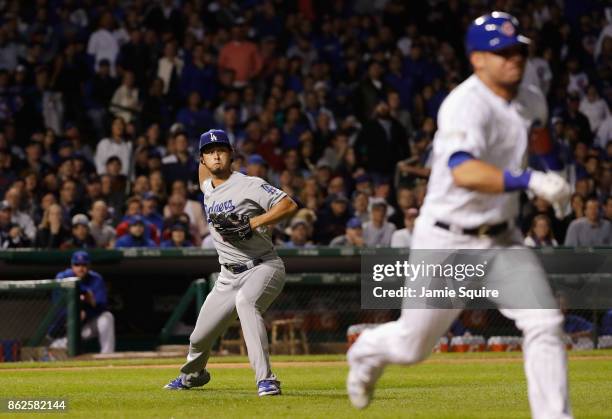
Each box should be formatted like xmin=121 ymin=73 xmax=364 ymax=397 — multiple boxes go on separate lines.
xmin=114 ymin=234 xmax=157 ymax=248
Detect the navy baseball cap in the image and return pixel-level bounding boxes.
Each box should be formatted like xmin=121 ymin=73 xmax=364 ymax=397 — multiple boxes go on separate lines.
xmin=58 ymin=140 xmax=73 ymax=150
xmin=128 ymin=215 xmax=146 ymax=226
xmin=247 ymin=154 xmax=266 ymax=166
xmin=170 ymin=223 xmax=187 ymax=232
xmin=199 ymin=129 xmax=232 ymax=154
xmin=142 ymin=192 xmax=158 ymax=202
xmin=355 ymin=174 xmax=371 ymax=184
xmin=71 ymin=250 xmax=90 ymax=265
xmin=465 ymin=11 xmax=530 ymax=54
xmin=346 ymin=217 xmax=362 ymax=229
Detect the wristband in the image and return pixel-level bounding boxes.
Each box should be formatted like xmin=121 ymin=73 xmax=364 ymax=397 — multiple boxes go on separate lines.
xmin=503 ymin=170 xmax=532 ymax=191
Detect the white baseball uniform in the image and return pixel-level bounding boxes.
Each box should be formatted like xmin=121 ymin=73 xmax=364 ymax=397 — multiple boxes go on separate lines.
xmin=348 ymin=75 xmax=572 ymax=419
xmin=179 ymin=171 xmax=287 ymax=385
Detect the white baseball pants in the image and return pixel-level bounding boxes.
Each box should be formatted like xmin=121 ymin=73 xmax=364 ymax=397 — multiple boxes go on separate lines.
xmin=81 ymin=311 xmax=115 ymax=354
xmin=348 ymin=216 xmax=572 ymax=419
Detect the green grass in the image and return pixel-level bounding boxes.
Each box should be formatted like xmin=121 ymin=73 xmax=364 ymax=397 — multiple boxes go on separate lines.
xmin=1 ymin=352 xmax=611 ymax=418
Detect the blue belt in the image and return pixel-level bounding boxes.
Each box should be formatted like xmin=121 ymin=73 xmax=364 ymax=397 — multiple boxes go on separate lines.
xmin=222 ymin=258 xmax=263 ymax=274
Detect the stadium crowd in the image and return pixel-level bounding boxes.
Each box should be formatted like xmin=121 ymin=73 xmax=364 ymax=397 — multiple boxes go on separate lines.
xmin=0 ymin=0 xmax=610 ymax=250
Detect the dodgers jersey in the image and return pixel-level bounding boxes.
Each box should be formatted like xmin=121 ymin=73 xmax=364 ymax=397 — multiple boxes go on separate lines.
xmin=202 ymin=171 xmax=287 ymax=264
xmin=420 ymin=74 xmax=547 ymax=228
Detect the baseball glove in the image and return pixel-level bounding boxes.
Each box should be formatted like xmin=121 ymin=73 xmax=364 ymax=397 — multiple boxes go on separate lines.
xmin=209 ymin=212 xmax=253 ymax=242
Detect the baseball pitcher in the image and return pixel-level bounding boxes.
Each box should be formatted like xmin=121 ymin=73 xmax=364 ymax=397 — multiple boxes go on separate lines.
xmin=165 ymin=129 xmax=298 ymax=396
xmin=347 ymin=12 xmax=573 ymax=419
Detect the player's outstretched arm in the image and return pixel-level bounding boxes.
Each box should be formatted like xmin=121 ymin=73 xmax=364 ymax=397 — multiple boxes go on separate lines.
xmin=250 ymin=196 xmax=298 ymax=230
xmin=451 ymin=155 xmax=570 ymax=207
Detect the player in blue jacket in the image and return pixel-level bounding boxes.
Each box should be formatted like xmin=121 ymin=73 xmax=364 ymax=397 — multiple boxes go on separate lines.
xmin=54 ymin=250 xmax=115 ymax=353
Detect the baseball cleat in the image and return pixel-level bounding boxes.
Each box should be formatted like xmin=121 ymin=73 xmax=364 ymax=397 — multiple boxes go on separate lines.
xmin=257 ymin=379 xmax=282 ymax=396
xmin=346 ymin=367 xmax=374 ymax=409
xmin=164 ymin=369 xmax=210 ymax=390
xmin=164 ymin=376 xmax=189 ymax=390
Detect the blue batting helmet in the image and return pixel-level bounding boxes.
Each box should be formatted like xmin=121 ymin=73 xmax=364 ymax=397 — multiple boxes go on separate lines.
xmin=465 ymin=11 xmax=530 ymax=54
xmin=198 ymin=129 xmax=232 ymax=154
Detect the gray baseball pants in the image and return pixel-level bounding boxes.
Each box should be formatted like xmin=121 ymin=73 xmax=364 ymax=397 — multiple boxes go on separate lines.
xmin=180 ymin=257 xmax=285 ymax=384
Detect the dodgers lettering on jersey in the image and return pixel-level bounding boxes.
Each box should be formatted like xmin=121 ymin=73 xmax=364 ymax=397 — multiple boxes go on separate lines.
xmin=420 ymin=75 xmax=547 ymax=228
xmin=202 ymin=172 xmax=287 ymax=264
xmin=206 ymin=200 xmax=236 ymax=213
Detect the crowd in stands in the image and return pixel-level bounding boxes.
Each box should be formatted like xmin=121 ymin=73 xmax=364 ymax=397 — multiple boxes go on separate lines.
xmin=0 ymin=0 xmax=610 ymax=250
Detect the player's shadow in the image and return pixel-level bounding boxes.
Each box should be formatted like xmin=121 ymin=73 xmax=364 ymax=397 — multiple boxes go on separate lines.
xmin=183 ymin=388 xmax=254 ymax=397
xmin=185 ymin=388 xmax=350 ymax=399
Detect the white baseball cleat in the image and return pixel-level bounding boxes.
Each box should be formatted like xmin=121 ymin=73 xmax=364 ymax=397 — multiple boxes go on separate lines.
xmin=347 ymin=367 xmax=374 ymax=409
xmin=348 ymin=359 xmax=386 ymax=410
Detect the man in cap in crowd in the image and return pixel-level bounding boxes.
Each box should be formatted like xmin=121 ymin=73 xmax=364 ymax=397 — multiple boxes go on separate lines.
xmin=362 ymin=198 xmax=396 ymax=247
xmin=313 ymin=193 xmax=352 ymax=244
xmin=330 ymin=217 xmax=365 ymax=247
xmin=114 ymin=215 xmax=157 ymax=248
xmin=281 ymin=218 xmax=313 ymax=248
xmin=246 ymin=154 xmax=268 ymax=179
xmin=60 ymin=213 xmax=97 ymax=249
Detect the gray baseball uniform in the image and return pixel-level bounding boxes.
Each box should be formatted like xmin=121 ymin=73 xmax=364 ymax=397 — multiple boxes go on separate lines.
xmin=180 ymin=171 xmax=287 ymax=384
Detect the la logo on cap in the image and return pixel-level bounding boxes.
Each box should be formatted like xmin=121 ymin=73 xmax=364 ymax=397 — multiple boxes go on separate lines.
xmin=210 ymin=133 xmax=218 ymax=141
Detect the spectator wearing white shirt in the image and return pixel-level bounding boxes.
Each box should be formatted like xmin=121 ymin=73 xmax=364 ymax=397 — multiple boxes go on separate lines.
xmin=524 ymin=215 xmax=558 ymax=248
xmin=391 ymin=207 xmax=418 ymax=248
xmin=521 ymin=40 xmax=552 ymax=95
xmin=579 ymin=85 xmax=610 ymax=134
xmin=3 ymin=187 xmax=36 ymax=241
xmin=157 ymin=41 xmax=184 ymax=95
xmin=594 ymin=20 xmax=612 ymax=60
xmin=532 ymin=3 xmax=551 ymax=29
xmin=87 ymin=12 xmax=119 ymax=76
xmin=88 ymin=200 xmax=116 ymax=249
xmin=566 ymin=57 xmax=589 ymax=97
xmin=94 ymin=117 xmax=132 ymax=176
xmin=110 ymin=71 xmax=141 ymax=124
xmin=595 ymin=116 xmax=612 ymax=149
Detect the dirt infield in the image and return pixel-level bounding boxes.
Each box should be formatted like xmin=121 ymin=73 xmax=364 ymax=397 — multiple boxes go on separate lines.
xmin=4 ymin=353 xmax=612 ymax=372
